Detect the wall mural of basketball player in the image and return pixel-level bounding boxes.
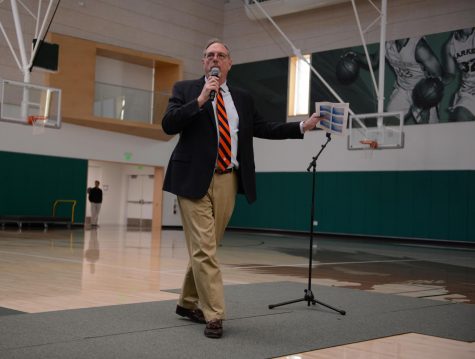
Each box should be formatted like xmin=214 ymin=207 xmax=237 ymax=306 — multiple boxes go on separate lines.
xmin=306 ymin=28 xmax=472 ymax=125
xmin=443 ymin=27 xmax=475 ymax=122
xmin=385 ymin=37 xmax=445 ymax=124
xmin=342 ymin=37 xmax=445 ymax=125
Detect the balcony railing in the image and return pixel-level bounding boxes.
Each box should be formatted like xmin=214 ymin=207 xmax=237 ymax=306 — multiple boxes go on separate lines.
xmin=94 ymin=82 xmax=170 ymax=125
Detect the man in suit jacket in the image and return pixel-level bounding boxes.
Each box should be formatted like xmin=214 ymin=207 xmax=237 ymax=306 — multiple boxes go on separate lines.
xmin=162 ymin=39 xmax=321 ymax=338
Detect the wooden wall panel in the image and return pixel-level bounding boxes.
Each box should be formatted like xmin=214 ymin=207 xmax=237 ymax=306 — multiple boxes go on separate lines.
xmin=48 ymin=34 xmax=96 ymax=119
xmin=45 ymin=33 xmax=181 ymax=140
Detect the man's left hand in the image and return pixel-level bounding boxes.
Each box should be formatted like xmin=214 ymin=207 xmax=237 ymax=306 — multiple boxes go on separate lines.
xmin=302 ymin=113 xmax=323 ymax=132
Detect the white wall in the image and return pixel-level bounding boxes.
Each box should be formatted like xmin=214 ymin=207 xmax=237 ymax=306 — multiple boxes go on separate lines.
xmin=254 ymin=122 xmax=475 ymax=172
xmin=224 ymin=0 xmax=475 ymax=64
xmin=0 ymin=120 xmax=176 ymax=165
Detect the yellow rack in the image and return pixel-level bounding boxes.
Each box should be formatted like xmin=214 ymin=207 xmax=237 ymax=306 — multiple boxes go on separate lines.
xmin=52 ymin=200 xmax=77 ymax=223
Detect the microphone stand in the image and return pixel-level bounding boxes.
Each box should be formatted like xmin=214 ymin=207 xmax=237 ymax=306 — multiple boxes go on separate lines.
xmin=269 ymin=133 xmax=346 ymax=315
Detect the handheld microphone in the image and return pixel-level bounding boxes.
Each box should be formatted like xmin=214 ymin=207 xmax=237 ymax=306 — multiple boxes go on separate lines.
xmin=209 ymin=67 xmax=220 ymax=100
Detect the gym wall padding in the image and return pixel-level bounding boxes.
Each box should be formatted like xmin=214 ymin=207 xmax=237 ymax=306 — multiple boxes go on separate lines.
xmin=0 ymin=151 xmax=88 ymax=223
xmin=229 ymin=171 xmax=475 ymax=243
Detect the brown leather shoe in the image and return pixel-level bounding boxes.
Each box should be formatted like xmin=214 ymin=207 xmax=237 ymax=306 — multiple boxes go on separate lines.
xmin=176 ymin=305 xmax=206 ymax=324
xmin=204 ymin=319 xmax=223 ymax=338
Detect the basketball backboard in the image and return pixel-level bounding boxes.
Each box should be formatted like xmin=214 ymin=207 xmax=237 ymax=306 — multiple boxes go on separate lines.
xmin=0 ymin=0 xmax=61 ymax=130
xmin=1 ymin=79 xmax=61 ymax=128
xmin=348 ymin=112 xmax=404 ymax=150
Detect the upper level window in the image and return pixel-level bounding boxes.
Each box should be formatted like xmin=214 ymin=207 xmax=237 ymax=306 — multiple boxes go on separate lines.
xmin=288 ymin=54 xmax=311 ymax=117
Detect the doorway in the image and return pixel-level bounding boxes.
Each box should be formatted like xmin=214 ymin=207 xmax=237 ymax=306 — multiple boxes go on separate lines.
xmin=86 ymin=161 xmax=164 ymax=227
xmin=126 ymin=174 xmax=154 ymax=228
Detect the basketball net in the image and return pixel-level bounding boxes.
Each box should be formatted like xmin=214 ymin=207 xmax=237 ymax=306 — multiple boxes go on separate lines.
xmin=360 ymin=139 xmax=378 ymax=159
xmin=28 ymin=115 xmax=48 ymax=135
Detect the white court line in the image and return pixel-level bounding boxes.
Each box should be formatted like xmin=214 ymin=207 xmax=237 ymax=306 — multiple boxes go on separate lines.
xmin=223 ymin=259 xmax=420 ymax=270
xmin=0 ymin=250 xmax=420 ymax=275
xmin=0 ymin=250 xmax=186 ymax=275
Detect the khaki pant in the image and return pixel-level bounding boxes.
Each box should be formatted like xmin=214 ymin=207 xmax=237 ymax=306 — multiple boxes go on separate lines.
xmin=177 ymin=171 xmax=238 ymax=321
xmin=90 ymin=203 xmax=101 ymax=225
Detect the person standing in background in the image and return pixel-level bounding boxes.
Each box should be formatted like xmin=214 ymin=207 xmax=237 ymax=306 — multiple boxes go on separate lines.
xmin=87 ymin=180 xmax=102 ymax=228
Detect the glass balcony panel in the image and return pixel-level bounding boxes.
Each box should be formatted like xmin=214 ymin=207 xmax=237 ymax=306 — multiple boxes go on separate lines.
xmin=94 ymin=82 xmax=153 ymax=124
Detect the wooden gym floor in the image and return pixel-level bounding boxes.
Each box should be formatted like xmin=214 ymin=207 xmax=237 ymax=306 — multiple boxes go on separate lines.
xmin=0 ymin=226 xmax=473 ymax=358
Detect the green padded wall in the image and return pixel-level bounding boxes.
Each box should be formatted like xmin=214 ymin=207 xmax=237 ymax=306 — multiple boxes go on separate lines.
xmin=0 ymin=151 xmax=88 ymax=223
xmin=229 ymin=171 xmax=475 ymax=243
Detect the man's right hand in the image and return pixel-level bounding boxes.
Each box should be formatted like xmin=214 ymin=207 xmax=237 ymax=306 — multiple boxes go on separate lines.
xmin=197 ymin=76 xmax=220 ymax=107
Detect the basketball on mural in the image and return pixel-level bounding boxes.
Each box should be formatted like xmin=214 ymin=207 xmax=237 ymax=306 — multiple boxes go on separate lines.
xmin=336 ymin=53 xmax=360 ymax=85
xmin=412 ymin=77 xmax=444 ymax=109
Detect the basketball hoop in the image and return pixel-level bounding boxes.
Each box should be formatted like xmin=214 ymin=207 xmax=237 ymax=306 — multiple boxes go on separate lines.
xmin=360 ymin=139 xmax=378 ymax=159
xmin=28 ymin=115 xmax=48 ymax=135
xmin=360 ymin=139 xmax=379 ymax=149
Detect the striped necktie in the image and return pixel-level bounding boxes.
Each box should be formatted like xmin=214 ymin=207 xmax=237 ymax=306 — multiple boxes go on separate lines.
xmin=216 ymin=90 xmax=231 ymax=171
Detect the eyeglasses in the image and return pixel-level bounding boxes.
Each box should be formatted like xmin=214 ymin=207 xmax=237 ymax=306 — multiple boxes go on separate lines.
xmin=204 ymin=52 xmax=229 ymax=60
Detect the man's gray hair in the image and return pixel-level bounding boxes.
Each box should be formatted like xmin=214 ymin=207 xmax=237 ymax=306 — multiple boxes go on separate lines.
xmin=203 ymin=38 xmax=231 ymax=56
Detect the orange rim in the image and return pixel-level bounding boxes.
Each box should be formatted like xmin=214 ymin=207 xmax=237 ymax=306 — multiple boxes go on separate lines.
xmin=360 ymin=139 xmax=378 ymax=149
xmin=27 ymin=115 xmax=48 ymax=125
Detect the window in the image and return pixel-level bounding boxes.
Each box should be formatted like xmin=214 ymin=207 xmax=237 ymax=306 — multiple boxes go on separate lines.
xmin=288 ymin=54 xmax=311 ymax=117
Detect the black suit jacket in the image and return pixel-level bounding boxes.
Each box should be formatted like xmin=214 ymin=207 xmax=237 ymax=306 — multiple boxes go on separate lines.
xmin=162 ymin=77 xmax=303 ymax=204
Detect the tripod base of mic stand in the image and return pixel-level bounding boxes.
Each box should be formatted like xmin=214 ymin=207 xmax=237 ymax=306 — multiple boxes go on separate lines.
xmin=269 ymin=289 xmax=346 ymax=315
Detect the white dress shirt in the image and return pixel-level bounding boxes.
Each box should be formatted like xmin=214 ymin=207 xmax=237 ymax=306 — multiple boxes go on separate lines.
xmin=212 ymin=81 xmax=239 ymax=169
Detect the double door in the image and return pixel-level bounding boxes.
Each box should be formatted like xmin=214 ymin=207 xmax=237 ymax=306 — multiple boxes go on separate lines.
xmin=126 ymin=174 xmax=154 ymax=227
